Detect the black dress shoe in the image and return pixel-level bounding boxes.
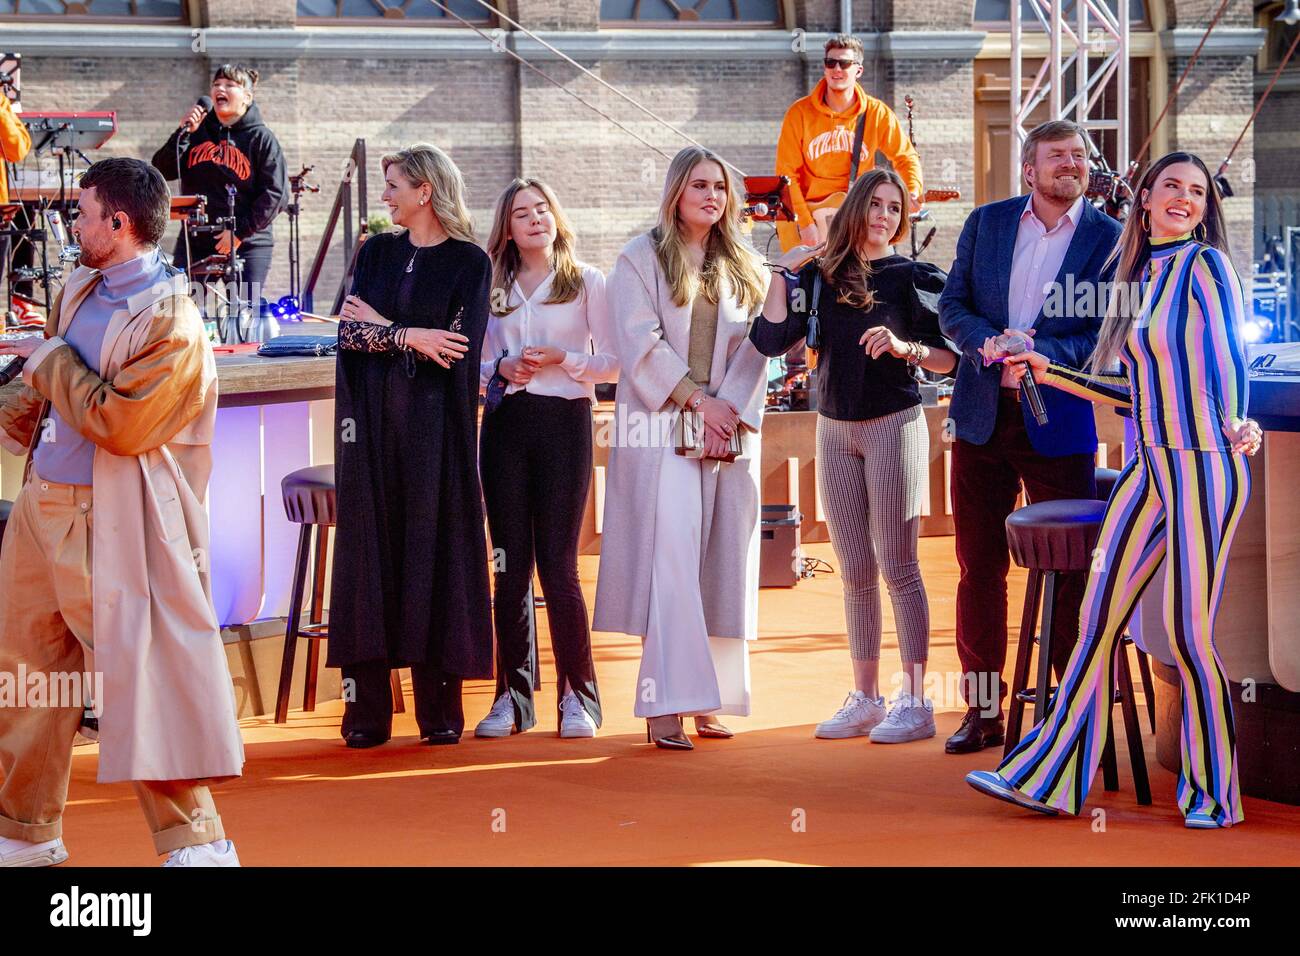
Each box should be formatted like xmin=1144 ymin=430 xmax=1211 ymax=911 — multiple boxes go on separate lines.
xmin=944 ymin=710 xmax=1005 ymax=754
xmin=344 ymin=731 xmax=389 ymax=749
xmin=421 ymin=729 xmax=461 ymax=746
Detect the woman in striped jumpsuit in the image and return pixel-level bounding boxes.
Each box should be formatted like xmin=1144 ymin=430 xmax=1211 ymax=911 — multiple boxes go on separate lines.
xmin=966 ymin=152 xmax=1263 ymax=828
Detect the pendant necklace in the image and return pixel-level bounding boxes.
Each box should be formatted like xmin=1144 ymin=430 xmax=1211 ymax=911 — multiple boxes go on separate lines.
xmin=405 ymin=233 xmax=447 ymax=273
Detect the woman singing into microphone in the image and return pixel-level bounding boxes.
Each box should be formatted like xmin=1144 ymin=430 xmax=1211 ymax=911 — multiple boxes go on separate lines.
xmin=966 ymin=151 xmax=1263 ymax=828
xmin=151 ymin=63 xmax=287 ymax=314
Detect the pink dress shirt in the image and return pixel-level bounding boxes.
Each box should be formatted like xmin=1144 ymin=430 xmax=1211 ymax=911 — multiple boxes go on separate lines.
xmin=1001 ymin=194 xmax=1085 ymax=387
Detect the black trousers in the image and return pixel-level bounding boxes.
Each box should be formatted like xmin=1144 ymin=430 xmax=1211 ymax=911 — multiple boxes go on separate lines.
xmin=341 ymin=660 xmax=464 ymax=741
xmin=951 ymin=390 xmax=1097 ymax=711
xmin=479 ymin=391 xmax=601 ymax=731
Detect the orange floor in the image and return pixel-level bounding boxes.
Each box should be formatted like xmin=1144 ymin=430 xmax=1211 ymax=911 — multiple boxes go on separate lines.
xmin=60 ymin=539 xmax=1300 ymax=866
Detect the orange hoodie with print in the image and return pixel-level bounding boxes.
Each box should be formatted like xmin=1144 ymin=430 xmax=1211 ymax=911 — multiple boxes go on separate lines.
xmin=0 ymin=93 xmax=31 ymax=204
xmin=776 ymin=78 xmax=923 ymax=226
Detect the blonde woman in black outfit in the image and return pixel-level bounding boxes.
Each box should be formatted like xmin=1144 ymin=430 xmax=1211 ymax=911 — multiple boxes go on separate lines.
xmin=751 ymin=169 xmax=957 ymax=744
xmin=329 ymin=144 xmax=493 ymax=749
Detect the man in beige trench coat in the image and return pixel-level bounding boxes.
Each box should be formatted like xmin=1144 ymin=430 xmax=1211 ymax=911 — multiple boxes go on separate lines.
xmin=0 ymin=158 xmax=245 ymax=867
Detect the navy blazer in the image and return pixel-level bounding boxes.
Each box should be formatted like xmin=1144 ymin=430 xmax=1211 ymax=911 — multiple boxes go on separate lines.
xmin=938 ymin=195 xmax=1122 ymax=456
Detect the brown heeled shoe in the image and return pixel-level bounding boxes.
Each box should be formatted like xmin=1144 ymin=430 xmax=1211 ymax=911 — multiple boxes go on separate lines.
xmin=647 ymin=715 xmax=693 ymax=750
xmin=693 ymin=719 xmax=734 ymax=739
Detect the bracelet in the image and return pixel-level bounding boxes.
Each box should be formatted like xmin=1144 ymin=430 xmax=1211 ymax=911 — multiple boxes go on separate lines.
xmin=905 ymin=342 xmax=927 ymax=366
xmin=762 ymin=262 xmax=799 ymax=281
xmin=689 ymin=392 xmax=706 ymax=411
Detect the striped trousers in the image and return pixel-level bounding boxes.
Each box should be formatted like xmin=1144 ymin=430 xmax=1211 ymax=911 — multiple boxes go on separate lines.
xmin=816 ymin=406 xmax=930 ymax=664
xmin=998 ymin=443 xmax=1250 ymax=822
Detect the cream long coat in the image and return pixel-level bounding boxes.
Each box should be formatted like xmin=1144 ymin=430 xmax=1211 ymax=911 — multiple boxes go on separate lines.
xmin=592 ymin=232 xmax=769 ymax=640
xmin=0 ymin=265 xmax=245 ymax=783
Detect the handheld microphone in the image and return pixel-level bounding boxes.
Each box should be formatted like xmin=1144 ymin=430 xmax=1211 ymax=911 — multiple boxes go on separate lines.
xmin=1000 ymin=334 xmax=1049 ymax=426
xmin=0 ymin=332 xmax=43 ymax=388
xmin=179 ymin=95 xmax=213 ymax=135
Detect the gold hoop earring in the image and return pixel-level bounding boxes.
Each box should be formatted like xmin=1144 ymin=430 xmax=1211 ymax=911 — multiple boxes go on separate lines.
xmin=1194 ymin=222 xmax=1207 ymax=242
xmin=1140 ymin=209 xmax=1150 ymax=233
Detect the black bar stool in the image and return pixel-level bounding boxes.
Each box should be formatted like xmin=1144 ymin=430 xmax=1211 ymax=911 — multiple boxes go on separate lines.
xmin=1003 ymin=498 xmax=1151 ymax=805
xmin=276 ymin=464 xmax=404 ymax=723
xmin=1095 ymin=467 xmax=1158 ymax=733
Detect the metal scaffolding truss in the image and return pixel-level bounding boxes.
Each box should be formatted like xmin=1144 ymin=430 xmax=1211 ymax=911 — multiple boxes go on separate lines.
xmin=1009 ymin=0 xmax=1131 ymax=195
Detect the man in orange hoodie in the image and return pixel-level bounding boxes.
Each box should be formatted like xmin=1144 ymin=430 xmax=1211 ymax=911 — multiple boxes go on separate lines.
xmin=776 ymin=34 xmax=923 ymax=249
xmin=0 ymin=83 xmax=31 ymax=206
xmin=1 ymin=84 xmax=32 ymax=320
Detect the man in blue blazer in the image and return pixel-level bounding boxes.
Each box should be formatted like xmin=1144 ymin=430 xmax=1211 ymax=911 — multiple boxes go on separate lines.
xmin=939 ymin=119 xmax=1122 ymax=754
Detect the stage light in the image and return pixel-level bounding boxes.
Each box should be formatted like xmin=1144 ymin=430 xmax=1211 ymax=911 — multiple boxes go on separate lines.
xmin=270 ymin=295 xmax=301 ymax=320
xmin=1241 ymin=318 xmax=1275 ymax=345
xmin=1280 ymin=1 xmax=1300 ymax=27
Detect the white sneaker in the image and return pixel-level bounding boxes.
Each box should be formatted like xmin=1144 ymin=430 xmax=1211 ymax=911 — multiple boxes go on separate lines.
xmin=814 ymin=691 xmax=886 ymax=739
xmin=558 ymin=692 xmax=596 ymax=739
xmin=869 ymin=692 xmax=937 ymax=743
xmin=0 ymin=835 xmax=68 ymax=867
xmin=163 ymin=839 xmax=241 ymax=867
xmin=475 ymin=694 xmax=516 ymax=738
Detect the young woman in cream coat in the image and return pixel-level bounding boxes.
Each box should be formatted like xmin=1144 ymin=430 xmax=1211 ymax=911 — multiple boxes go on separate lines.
xmin=594 ymin=146 xmax=769 ymax=750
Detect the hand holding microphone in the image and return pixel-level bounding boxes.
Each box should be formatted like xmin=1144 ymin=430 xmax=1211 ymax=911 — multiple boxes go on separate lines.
xmin=179 ymin=95 xmax=213 ymax=135
xmin=997 ymin=331 xmax=1051 ymax=426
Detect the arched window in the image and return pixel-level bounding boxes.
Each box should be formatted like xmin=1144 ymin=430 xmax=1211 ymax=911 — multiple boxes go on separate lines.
xmin=599 ymin=0 xmax=785 ymax=28
xmin=297 ymin=0 xmax=490 ymax=23
xmin=0 ymin=0 xmax=185 ymax=20
xmin=973 ymin=0 xmax=1147 ymax=28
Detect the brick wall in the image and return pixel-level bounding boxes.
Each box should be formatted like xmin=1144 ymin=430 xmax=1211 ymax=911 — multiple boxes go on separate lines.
xmin=1165 ymin=54 xmax=1257 ymax=274
xmin=290 ymin=55 xmax=519 ymax=303
xmin=11 ymin=0 xmax=1278 ymax=303
xmin=560 ymin=56 xmax=805 ymax=268
xmin=883 ymin=57 xmax=974 ymax=267
xmin=885 ymin=0 xmax=970 ymax=31
xmin=200 ymin=0 xmax=297 ymax=28
xmin=1255 ymin=87 xmax=1300 ymax=254
xmin=1163 ymin=0 xmax=1254 ymax=29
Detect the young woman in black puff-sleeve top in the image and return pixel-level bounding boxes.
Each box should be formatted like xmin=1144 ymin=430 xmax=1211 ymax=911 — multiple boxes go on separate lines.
xmin=751 ymin=168 xmax=958 ymax=746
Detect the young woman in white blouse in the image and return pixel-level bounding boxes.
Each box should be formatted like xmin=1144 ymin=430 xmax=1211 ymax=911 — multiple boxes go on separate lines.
xmin=474 ymin=177 xmax=619 ymax=739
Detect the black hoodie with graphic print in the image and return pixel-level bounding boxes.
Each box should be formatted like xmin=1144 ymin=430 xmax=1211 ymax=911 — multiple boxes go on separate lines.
xmin=152 ymin=100 xmax=288 ymax=250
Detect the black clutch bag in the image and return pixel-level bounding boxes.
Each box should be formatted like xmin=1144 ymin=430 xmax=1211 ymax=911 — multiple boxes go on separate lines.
xmin=257 ymin=334 xmax=338 ymax=357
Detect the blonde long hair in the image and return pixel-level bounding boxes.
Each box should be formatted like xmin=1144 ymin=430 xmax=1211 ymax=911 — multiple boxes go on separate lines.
xmin=381 ymin=143 xmax=476 ymax=244
xmin=653 ymin=146 xmax=765 ymax=312
xmin=1089 ymin=151 xmax=1230 ymax=372
xmin=487 ymin=178 xmax=584 ymax=316
xmin=819 ymin=169 xmax=910 ymax=311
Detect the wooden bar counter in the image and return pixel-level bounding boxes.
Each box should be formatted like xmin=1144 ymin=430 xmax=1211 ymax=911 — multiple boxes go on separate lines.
xmin=0 ymin=350 xmax=341 ymax=719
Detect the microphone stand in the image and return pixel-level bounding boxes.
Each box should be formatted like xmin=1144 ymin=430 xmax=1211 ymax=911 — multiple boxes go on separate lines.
xmin=286 ymin=165 xmax=319 ymax=303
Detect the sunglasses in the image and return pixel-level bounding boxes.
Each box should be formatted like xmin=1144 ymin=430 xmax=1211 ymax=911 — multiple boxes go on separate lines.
xmin=824 ymin=57 xmax=860 ymax=70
